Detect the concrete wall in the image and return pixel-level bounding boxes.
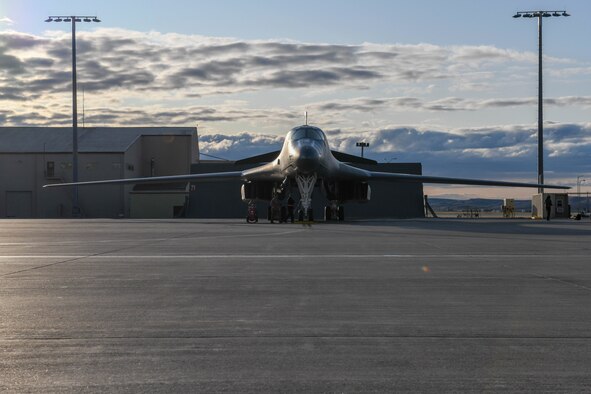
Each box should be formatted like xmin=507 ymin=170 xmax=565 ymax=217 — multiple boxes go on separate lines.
xmin=0 ymin=152 xmax=124 ymax=218
xmin=188 ymin=162 xmax=425 ymax=219
xmin=141 ymin=135 xmax=192 ymax=177
xmin=41 ymin=153 xmax=126 ymax=218
xmin=1 ymin=153 xmax=39 ymax=218
xmin=130 ymin=192 xmax=188 ymax=218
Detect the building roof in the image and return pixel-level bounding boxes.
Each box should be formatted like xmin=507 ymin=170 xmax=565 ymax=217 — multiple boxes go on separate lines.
xmin=0 ymin=127 xmax=195 ymax=153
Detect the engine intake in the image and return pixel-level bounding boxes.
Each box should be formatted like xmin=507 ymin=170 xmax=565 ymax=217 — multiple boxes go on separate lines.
xmin=323 ymin=180 xmax=371 ymax=202
xmin=241 ymin=181 xmax=276 ymax=201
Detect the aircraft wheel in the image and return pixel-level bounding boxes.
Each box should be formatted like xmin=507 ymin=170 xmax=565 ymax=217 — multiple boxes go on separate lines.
xmin=307 ymin=208 xmax=314 ymax=222
xmin=298 ymin=210 xmax=304 ymax=222
xmin=325 ymin=206 xmax=332 ymax=221
xmin=338 ymin=206 xmax=344 ymax=221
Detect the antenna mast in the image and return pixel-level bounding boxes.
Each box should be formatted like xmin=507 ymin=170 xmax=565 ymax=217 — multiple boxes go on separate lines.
xmin=304 ymin=111 xmax=308 ymax=125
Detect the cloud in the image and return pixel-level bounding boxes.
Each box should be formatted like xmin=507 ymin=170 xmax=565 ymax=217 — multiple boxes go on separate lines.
xmin=0 ymin=25 xmax=589 ymax=189
xmin=309 ymin=96 xmax=591 ymax=114
xmin=198 ymin=123 xmax=591 ymax=183
xmin=0 ymin=26 xmax=587 ymax=143
xmin=0 ymin=17 xmax=13 ymax=26
xmin=3 ymin=93 xmax=591 ymax=130
xmin=199 ymin=132 xmax=284 ymax=159
xmin=1 ymin=27 xmax=579 ymax=108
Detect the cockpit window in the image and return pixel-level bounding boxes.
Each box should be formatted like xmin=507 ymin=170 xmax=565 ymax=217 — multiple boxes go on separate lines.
xmin=291 ymin=127 xmax=324 ymax=141
xmin=307 ymin=128 xmax=323 ymax=140
xmin=292 ymin=128 xmax=307 ymax=140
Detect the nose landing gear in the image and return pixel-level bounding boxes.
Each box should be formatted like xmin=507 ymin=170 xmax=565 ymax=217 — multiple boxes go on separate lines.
xmin=295 ymin=173 xmax=316 ymax=222
xmin=298 ymin=208 xmax=314 ymax=222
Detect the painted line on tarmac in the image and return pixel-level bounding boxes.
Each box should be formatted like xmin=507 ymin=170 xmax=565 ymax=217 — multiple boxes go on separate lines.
xmin=0 ymin=229 xmax=305 ymax=247
xmin=0 ymin=254 xmax=588 ymax=259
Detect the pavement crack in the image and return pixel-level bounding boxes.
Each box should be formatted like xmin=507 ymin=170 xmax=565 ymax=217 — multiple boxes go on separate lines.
xmin=532 ymin=273 xmax=591 ymax=293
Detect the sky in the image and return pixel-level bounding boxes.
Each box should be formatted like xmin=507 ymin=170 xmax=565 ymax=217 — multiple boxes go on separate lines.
xmin=1 ymin=0 xmax=590 ymax=198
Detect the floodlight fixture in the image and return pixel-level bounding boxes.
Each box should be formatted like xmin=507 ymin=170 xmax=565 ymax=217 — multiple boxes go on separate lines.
xmin=514 ymin=10 xmax=569 ymax=18
xmin=356 ymin=142 xmax=370 ymax=158
xmin=46 ymin=15 xmax=99 ymax=23
xmin=514 ymin=10 xmax=570 ymax=193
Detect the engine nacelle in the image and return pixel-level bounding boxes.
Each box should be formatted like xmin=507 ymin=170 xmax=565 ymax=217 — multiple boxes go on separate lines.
xmin=241 ymin=181 xmax=276 ymax=201
xmin=323 ymin=180 xmax=371 ymax=202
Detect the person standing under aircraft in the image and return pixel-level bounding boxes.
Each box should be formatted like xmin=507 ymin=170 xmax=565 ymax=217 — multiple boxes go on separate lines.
xmin=287 ymin=196 xmax=295 ymax=223
xmin=545 ymin=195 xmax=553 ymax=221
xmin=270 ymin=195 xmax=281 ymax=223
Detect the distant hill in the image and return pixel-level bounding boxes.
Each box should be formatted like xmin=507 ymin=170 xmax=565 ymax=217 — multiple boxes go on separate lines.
xmin=428 ymin=196 xmax=590 ymax=212
xmin=428 ymin=198 xmax=531 ymax=212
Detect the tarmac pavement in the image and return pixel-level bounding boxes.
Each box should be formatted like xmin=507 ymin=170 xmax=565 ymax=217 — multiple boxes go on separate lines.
xmin=1 ymin=218 xmax=590 ymax=392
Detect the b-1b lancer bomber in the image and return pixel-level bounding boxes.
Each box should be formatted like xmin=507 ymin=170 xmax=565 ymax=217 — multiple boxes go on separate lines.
xmin=44 ymin=125 xmax=569 ymax=221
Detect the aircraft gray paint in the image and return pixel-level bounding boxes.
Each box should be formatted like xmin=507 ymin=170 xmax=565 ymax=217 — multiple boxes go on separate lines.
xmin=44 ymin=125 xmax=569 ymax=220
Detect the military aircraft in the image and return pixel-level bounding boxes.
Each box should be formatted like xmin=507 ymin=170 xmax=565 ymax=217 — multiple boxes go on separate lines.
xmin=44 ymin=124 xmax=569 ymax=221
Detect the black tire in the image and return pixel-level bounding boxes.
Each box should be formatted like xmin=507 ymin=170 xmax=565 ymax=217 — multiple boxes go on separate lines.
xmin=307 ymin=208 xmax=314 ymax=222
xmin=298 ymin=210 xmax=304 ymax=222
xmin=338 ymin=206 xmax=344 ymax=221
xmin=325 ymin=206 xmax=331 ymax=221
xmin=281 ymin=206 xmax=287 ymax=223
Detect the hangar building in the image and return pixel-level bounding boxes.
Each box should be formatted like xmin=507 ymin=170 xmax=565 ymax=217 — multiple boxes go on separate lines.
xmin=0 ymin=127 xmax=197 ymax=218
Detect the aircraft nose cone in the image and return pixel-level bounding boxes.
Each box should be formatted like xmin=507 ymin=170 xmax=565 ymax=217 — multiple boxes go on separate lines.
xmin=296 ymin=145 xmax=320 ymax=173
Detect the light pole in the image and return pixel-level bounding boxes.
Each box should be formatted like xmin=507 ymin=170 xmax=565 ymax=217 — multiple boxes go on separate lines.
xmin=356 ymin=142 xmax=369 ymax=158
xmin=577 ymin=176 xmax=586 ymax=211
xmin=45 ymin=15 xmax=101 ymax=217
xmin=513 ymin=10 xmax=569 ymax=194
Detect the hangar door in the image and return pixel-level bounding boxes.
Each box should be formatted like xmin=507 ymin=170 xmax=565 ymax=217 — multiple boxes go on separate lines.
xmin=6 ymin=191 xmax=33 ymax=218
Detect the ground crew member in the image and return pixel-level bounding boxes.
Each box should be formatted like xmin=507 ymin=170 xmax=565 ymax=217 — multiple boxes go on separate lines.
xmin=287 ymin=196 xmax=295 ymax=223
xmin=270 ymin=196 xmax=281 ymax=223
xmin=545 ymin=195 xmax=553 ymax=221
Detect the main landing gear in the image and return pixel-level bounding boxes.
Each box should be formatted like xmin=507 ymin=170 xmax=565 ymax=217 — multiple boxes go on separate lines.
xmin=324 ymin=201 xmax=345 ymax=221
